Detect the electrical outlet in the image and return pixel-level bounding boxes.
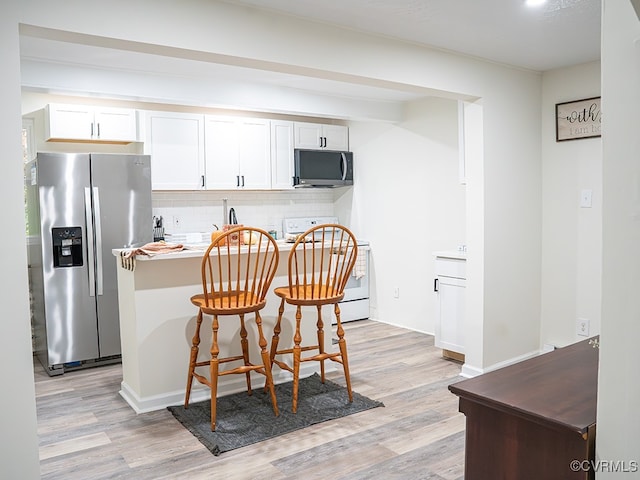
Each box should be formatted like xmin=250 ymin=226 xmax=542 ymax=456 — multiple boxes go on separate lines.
xmin=576 ymin=318 xmax=589 ymax=337
xmin=393 ymin=287 xmax=400 ymax=298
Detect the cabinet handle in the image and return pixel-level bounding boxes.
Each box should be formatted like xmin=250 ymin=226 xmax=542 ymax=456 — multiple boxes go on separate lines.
xmin=96 ymin=123 xmax=100 ymax=138
xmin=241 ymin=175 xmax=245 ymax=187
xmin=236 ymin=175 xmax=240 ymax=187
xmin=201 ymin=175 xmax=205 ymax=188
xmin=434 ymin=278 xmax=439 ymax=292
xmin=91 ymin=123 xmax=94 ymax=138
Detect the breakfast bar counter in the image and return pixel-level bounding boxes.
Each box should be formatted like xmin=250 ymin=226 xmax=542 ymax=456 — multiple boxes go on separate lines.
xmin=112 ymin=241 xmax=338 ymax=413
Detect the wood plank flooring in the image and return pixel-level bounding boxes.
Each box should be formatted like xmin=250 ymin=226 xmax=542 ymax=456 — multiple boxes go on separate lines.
xmin=35 ymin=320 xmax=466 ymax=479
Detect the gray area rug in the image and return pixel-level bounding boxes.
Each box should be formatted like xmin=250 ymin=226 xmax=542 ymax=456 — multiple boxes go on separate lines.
xmin=168 ymin=373 xmax=384 ymax=455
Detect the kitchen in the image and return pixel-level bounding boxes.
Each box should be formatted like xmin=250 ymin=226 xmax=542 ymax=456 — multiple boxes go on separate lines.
xmin=3 ymin=1 xmax=637 ymax=479
xmin=20 ymin=90 xmax=467 ymax=358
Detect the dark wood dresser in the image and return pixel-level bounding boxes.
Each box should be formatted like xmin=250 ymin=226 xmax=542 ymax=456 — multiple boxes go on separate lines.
xmin=449 ymin=337 xmax=598 ymax=480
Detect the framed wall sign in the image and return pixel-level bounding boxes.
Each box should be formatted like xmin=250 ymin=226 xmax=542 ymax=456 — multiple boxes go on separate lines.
xmin=555 ymin=97 xmax=602 ymax=142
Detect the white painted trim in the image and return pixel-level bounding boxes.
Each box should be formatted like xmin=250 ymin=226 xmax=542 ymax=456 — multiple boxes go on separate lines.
xmin=460 ymin=348 xmax=542 ymax=378
xmin=460 ymin=363 xmax=483 ymax=378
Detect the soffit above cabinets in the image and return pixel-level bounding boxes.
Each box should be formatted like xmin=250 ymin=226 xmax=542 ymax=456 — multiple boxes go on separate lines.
xmin=19 ymin=31 xmax=432 ymax=123
xmin=18 ymin=0 xmax=600 ymax=121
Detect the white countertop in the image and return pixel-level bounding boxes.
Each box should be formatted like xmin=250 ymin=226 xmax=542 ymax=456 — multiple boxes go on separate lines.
xmin=113 ymin=239 xmax=369 ymax=261
xmin=432 ymin=250 xmax=467 ymax=260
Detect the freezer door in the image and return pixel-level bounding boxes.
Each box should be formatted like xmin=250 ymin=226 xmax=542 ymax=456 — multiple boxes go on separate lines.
xmin=35 ymin=153 xmax=100 ymax=366
xmin=91 ymin=154 xmax=152 ymax=357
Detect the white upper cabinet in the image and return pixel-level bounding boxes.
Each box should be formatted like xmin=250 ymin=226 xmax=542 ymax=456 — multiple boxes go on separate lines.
xmin=270 ymin=120 xmax=295 ymax=190
xmin=294 ymin=122 xmax=349 ymax=150
xmin=204 ymin=116 xmax=271 ymax=190
xmin=143 ymin=111 xmax=205 ymax=190
xmin=45 ymin=103 xmax=137 ymax=142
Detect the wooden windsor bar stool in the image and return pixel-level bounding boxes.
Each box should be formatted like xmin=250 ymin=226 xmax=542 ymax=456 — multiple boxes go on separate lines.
xmin=184 ymin=226 xmax=280 ymax=431
xmin=269 ymin=224 xmax=358 ymax=413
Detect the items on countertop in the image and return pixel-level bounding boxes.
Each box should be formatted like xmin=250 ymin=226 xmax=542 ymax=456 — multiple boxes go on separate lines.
xmin=120 ymin=241 xmax=184 ymax=271
xmin=153 ymin=216 xmax=165 ymax=241
xmin=222 ymin=207 xmax=242 ymax=246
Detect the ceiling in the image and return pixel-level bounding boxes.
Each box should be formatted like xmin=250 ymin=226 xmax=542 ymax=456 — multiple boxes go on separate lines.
xmin=19 ymin=0 xmax=602 ymax=109
xmin=224 ymin=0 xmax=602 ymax=72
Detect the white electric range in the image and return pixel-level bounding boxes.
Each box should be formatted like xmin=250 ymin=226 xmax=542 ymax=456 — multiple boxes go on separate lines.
xmin=282 ymin=216 xmax=370 ymax=323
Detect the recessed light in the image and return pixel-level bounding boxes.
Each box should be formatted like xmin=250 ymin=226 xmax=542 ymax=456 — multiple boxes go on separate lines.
xmin=526 ymin=0 xmax=547 ymax=6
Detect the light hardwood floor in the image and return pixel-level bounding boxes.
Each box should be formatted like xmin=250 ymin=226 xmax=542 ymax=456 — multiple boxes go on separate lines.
xmin=35 ymin=320 xmax=466 ymax=479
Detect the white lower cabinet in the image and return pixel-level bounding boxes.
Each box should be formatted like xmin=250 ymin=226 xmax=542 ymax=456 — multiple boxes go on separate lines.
xmin=434 ymin=254 xmax=466 ymax=357
xmin=143 ymin=111 xmax=205 ymax=190
xmin=204 ymin=116 xmax=271 ymax=190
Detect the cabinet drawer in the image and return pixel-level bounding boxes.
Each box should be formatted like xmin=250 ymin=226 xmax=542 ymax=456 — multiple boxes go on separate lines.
xmin=435 ymin=257 xmax=466 ymax=279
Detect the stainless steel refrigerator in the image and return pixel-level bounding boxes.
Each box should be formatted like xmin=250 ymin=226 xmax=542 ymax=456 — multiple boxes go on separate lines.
xmin=25 ymin=152 xmax=152 ymax=376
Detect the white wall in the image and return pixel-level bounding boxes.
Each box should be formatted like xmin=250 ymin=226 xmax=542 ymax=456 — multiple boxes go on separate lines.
xmin=6 ymin=1 xmax=549 ymax=474
xmin=0 ymin=1 xmax=40 ymax=479
xmin=540 ymin=62 xmax=602 ymax=348
xmin=16 ymin=0 xmax=543 ymax=373
xmin=341 ymin=97 xmax=466 ymax=334
xmin=598 ymin=0 xmax=640 ymax=476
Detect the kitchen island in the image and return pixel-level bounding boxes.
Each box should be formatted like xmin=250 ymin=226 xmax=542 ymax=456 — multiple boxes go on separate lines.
xmin=113 ymin=241 xmax=344 ymax=413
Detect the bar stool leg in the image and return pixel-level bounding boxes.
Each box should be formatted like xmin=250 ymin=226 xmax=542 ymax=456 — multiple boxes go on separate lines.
xmin=269 ymin=298 xmax=285 ymax=366
xmin=316 ymin=305 xmax=326 ymax=383
xmin=334 ymin=304 xmax=353 ymax=403
xmin=185 ymin=309 xmax=203 ymax=407
xmin=255 ymin=311 xmax=279 ymax=417
xmin=292 ymin=305 xmax=303 ymax=413
xmin=210 ymin=314 xmax=220 ymax=431
xmin=239 ymin=314 xmax=252 ymax=395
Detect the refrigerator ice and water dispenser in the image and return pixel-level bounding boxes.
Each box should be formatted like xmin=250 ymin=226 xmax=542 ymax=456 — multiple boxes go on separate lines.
xmin=51 ymin=227 xmax=83 ymax=267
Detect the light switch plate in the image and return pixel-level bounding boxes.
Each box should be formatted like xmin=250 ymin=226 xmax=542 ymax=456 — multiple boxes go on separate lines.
xmin=580 ymin=189 xmax=593 ymax=208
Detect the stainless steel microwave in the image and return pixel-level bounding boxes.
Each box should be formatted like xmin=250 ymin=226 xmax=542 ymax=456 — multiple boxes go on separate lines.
xmin=293 ymin=149 xmax=354 ymax=187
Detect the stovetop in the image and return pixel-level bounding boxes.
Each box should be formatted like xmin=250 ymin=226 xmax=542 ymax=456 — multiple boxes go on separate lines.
xmin=282 ymin=216 xmax=338 ymax=237
xmin=282 ymin=216 xmax=368 ymax=246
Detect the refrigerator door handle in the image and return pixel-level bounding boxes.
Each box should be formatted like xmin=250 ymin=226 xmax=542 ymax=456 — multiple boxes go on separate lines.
xmin=93 ymin=187 xmax=104 ymax=296
xmin=84 ymin=187 xmax=96 ymax=297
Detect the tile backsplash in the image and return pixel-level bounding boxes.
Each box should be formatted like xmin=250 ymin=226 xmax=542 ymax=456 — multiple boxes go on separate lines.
xmin=152 ymin=189 xmax=335 ymax=238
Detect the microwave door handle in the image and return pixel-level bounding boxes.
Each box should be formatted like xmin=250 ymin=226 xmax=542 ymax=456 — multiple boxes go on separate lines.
xmin=340 ymin=153 xmax=347 ymax=181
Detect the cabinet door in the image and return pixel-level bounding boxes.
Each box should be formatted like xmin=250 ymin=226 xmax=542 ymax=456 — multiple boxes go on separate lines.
xmin=323 ymin=124 xmax=349 ymax=150
xmin=144 ymin=111 xmax=205 ymax=190
xmin=294 ymin=122 xmax=349 ymax=150
xmin=93 ymin=107 xmax=137 ymax=142
xmin=271 ymin=120 xmax=294 ymax=190
xmin=239 ymin=118 xmax=271 ymax=189
xmin=46 ymin=104 xmax=94 ymax=140
xmin=204 ymin=116 xmax=240 ymax=189
xmin=294 ymin=122 xmax=323 ymax=149
xmin=434 ymin=276 xmax=465 ymax=354
xmin=205 ymin=117 xmax=271 ymax=190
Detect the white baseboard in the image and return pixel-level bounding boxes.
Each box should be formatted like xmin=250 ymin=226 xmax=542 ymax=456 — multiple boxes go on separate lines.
xmin=460 ymin=348 xmax=542 ymax=378
xmin=119 ymin=363 xmax=329 ymax=413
